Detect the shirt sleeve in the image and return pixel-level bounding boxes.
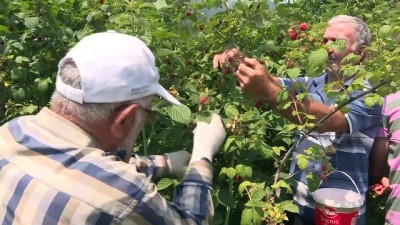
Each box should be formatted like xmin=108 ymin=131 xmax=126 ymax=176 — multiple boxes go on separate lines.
xmin=280 ymin=77 xmax=311 ymax=93
xmin=128 ymin=154 xmax=168 ymax=178
xmin=344 ymin=90 xmax=383 ymax=134
xmin=124 ymin=160 xmax=214 ymax=225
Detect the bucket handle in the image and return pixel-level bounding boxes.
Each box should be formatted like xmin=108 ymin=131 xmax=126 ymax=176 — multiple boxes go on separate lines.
xmin=316 ymin=170 xmax=361 ymax=195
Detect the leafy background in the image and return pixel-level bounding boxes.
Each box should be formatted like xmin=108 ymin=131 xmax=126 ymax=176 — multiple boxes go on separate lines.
xmin=1 ymin=0 xmax=399 ymax=224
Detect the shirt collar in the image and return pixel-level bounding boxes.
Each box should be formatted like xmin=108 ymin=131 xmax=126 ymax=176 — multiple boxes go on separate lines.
xmin=33 ymin=107 xmax=102 ymax=149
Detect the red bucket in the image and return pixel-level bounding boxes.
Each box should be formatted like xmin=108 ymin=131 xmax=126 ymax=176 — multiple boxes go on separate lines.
xmin=312 ymin=171 xmax=363 ymax=225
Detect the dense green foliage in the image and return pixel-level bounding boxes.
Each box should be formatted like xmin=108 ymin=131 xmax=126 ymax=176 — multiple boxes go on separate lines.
xmin=1 ymin=0 xmax=399 ymax=224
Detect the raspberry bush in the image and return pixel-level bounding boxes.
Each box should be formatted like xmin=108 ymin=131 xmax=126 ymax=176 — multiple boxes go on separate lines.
xmin=1 ymin=0 xmax=399 ymax=224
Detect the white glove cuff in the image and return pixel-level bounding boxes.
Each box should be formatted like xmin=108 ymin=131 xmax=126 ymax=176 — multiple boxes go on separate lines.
xmin=189 ymin=148 xmax=213 ymax=164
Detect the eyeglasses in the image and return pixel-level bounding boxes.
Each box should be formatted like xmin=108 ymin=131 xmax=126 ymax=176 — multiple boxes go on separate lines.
xmin=137 ymin=104 xmax=153 ymax=115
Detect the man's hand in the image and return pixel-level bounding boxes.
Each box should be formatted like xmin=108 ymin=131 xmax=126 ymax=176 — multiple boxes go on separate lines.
xmin=164 ymin=150 xmax=191 ymax=177
xmin=236 ymin=57 xmax=270 ymax=98
xmin=371 ymin=177 xmax=392 ymax=196
xmin=213 ymin=48 xmax=245 ymax=72
xmin=190 ymin=114 xmax=226 ymax=164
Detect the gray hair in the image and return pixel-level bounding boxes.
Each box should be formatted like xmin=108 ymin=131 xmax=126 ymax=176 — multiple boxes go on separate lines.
xmin=50 ymin=61 xmax=142 ymax=124
xmin=328 ymin=15 xmax=371 ymax=50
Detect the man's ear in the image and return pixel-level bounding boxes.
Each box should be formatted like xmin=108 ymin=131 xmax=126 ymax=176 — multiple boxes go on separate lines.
xmin=110 ymin=104 xmax=138 ymax=139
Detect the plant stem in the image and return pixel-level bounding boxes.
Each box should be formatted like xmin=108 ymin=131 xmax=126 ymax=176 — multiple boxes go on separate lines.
xmin=224 ymin=156 xmax=235 ymax=225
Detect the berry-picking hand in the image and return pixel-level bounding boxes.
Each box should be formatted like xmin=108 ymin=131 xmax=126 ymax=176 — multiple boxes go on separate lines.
xmin=236 ymin=57 xmax=270 ymax=98
xmin=213 ymin=48 xmax=245 ymax=73
xmin=190 ymin=114 xmax=226 ymax=164
xmin=164 ymin=150 xmax=191 ymax=177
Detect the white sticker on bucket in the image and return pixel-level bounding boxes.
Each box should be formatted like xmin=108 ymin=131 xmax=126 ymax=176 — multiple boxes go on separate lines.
xmin=322 ymin=207 xmax=338 ymax=218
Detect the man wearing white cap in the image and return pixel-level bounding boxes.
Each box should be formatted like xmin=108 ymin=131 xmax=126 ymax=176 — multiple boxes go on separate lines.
xmin=0 ymin=31 xmax=226 ymax=225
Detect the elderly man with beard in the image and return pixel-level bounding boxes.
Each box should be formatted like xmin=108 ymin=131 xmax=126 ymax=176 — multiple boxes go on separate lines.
xmin=213 ymin=15 xmax=381 ymax=225
xmin=0 ymin=31 xmax=226 ymax=225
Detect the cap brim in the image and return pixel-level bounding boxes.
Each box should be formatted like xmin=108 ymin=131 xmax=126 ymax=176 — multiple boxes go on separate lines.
xmin=155 ymin=84 xmax=181 ymax=105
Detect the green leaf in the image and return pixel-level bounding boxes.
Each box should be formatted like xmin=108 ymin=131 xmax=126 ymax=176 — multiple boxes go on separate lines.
xmin=157 ymin=178 xmax=174 ymax=191
xmin=306 ymin=173 xmax=321 ymax=192
xmin=156 ymin=48 xmax=175 ymax=57
xmin=37 ymin=80 xmax=49 ymax=92
xmin=308 ymin=49 xmax=328 ymax=67
xmin=296 ymin=153 xmax=309 ymax=170
xmin=271 ymin=180 xmax=291 ymax=192
xmin=86 ymin=11 xmax=100 ymax=22
xmin=378 ymin=25 xmax=392 ymax=38
xmin=153 ymin=28 xmax=169 ymax=39
xmin=13 ymin=88 xmax=25 ymax=100
xmin=240 ymin=208 xmax=262 ymax=225
xmin=341 ymin=53 xmax=361 ymax=64
xmin=250 ymin=189 xmax=266 ymax=201
xmin=205 ymin=0 xmax=223 ymax=8
xmin=223 ymin=136 xmax=236 ymax=152
xmin=153 ymin=0 xmax=168 ymax=10
xmin=287 ymin=68 xmax=301 ymax=78
xmin=224 ymin=104 xmax=239 ymax=118
xmin=22 ymin=104 xmax=38 ymax=114
xmin=278 ymin=200 xmax=299 ymax=213
xmin=216 ymin=188 xmax=236 ymax=209
xmin=167 ymin=104 xmax=191 ymax=125
xmin=365 ymin=94 xmax=382 ymax=107
xmin=24 ymin=17 xmax=39 ymax=29
xmin=15 ymin=56 xmax=29 ymax=64
xmin=332 ymin=39 xmax=348 ymax=53
xmin=238 ymin=181 xmax=252 ymax=194
xmin=220 ymin=167 xmax=236 ymax=179
xmin=235 ymin=164 xmax=253 ymax=179
xmin=245 ymin=200 xmax=271 ymax=209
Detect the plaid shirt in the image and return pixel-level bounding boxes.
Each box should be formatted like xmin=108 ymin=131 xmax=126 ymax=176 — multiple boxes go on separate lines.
xmin=0 ymin=107 xmax=214 ymax=225
xmin=281 ymin=74 xmax=382 ymax=225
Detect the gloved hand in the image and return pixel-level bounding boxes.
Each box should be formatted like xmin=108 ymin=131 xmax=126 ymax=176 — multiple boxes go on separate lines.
xmin=164 ymin=150 xmax=191 ymax=177
xmin=190 ymin=114 xmax=226 ymax=164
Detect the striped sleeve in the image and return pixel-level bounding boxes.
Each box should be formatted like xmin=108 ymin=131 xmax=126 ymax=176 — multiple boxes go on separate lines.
xmin=125 ymin=160 xmax=214 ymax=225
xmin=344 ymin=89 xmax=382 ymax=134
xmin=129 ymin=154 xmax=168 ymax=178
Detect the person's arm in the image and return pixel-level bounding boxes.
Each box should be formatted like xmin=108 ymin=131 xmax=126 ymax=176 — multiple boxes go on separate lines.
xmin=128 ymin=150 xmax=191 ymax=178
xmin=236 ymin=57 xmax=349 ymax=133
xmin=123 ymin=114 xmax=226 ymax=225
xmin=369 ymin=110 xmax=390 ymax=186
xmin=369 ymin=137 xmax=390 ymax=186
xmin=213 ymin=49 xmax=349 ymax=133
xmin=122 ymin=160 xmax=214 ymax=225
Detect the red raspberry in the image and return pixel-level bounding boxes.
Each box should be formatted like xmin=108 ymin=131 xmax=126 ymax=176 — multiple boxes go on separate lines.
xmin=299 ymin=22 xmax=308 ymax=31
xmin=289 ymin=32 xmax=298 ymax=40
xmin=199 ymin=96 xmax=208 ymax=104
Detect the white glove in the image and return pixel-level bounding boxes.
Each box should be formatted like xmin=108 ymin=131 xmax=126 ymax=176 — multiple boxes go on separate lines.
xmin=190 ymin=114 xmax=226 ymax=164
xmin=164 ymin=150 xmax=191 ymax=177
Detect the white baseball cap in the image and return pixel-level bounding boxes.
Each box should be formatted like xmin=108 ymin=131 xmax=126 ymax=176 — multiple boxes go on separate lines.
xmin=56 ymin=30 xmax=181 ymax=105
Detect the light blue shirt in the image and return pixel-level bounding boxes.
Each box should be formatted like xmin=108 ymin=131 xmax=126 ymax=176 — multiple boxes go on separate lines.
xmin=281 ymin=73 xmax=382 ymax=225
